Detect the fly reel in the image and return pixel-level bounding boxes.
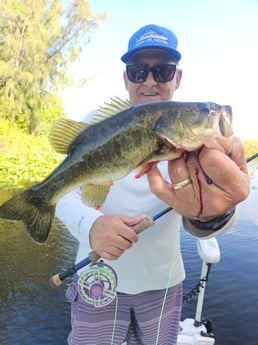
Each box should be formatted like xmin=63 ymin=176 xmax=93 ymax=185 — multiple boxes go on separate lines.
xmin=78 ymin=261 xmax=118 ymax=308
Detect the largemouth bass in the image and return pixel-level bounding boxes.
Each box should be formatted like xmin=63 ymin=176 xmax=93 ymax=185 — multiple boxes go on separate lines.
xmin=0 ymin=98 xmax=233 ymax=243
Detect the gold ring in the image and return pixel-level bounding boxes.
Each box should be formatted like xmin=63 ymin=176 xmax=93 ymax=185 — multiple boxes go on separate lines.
xmin=172 ymin=178 xmax=192 ymax=190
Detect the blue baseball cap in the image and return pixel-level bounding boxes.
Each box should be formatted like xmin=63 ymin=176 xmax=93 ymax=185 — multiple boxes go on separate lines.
xmin=121 ymin=24 xmax=181 ymax=63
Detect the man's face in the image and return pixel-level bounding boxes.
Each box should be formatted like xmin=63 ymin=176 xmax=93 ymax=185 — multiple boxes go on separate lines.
xmin=123 ymin=49 xmax=182 ymax=106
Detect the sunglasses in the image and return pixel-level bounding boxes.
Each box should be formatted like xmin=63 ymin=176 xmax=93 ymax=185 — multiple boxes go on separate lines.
xmin=126 ymin=63 xmax=177 ymax=84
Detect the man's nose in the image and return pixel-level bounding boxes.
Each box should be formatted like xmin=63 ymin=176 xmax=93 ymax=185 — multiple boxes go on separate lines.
xmin=143 ymin=71 xmax=157 ymax=86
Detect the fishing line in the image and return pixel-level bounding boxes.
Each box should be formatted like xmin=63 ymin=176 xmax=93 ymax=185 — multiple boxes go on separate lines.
xmin=110 ymin=295 xmax=119 ymax=345
xmin=155 ymin=240 xmax=178 ymax=345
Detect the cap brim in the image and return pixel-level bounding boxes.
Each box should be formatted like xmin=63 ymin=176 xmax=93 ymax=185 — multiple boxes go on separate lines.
xmin=121 ymin=46 xmax=181 ymax=63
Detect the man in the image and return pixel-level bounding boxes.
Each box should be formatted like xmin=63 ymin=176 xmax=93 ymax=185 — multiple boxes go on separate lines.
xmin=56 ymin=24 xmax=249 ymax=345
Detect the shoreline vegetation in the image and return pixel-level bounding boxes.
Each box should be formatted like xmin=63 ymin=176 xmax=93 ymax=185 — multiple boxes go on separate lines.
xmin=0 ymin=123 xmax=63 ymax=190
xmin=0 ymin=0 xmax=106 ymax=192
xmin=1 ymin=123 xmax=258 ymax=191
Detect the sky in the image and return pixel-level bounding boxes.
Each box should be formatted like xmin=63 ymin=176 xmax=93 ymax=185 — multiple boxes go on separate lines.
xmin=61 ymin=0 xmax=258 ymax=139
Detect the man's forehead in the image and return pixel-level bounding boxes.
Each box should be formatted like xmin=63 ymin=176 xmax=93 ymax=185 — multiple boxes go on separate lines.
xmin=128 ymin=49 xmax=176 ymax=64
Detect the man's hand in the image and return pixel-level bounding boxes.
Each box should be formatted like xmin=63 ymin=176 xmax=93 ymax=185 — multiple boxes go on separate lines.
xmin=89 ymin=214 xmax=145 ymax=260
xmin=147 ymin=136 xmax=249 ymax=219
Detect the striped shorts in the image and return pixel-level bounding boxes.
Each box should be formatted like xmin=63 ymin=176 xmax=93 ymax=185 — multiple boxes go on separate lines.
xmin=65 ymin=281 xmax=182 ymax=345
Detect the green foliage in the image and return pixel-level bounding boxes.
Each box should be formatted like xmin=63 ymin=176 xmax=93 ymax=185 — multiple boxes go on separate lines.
xmin=243 ymin=139 xmax=258 ymax=158
xmin=0 ymin=121 xmax=63 ymax=190
xmin=36 ymin=93 xmax=66 ymax=134
xmin=0 ymin=0 xmax=106 ymax=132
xmin=0 ymin=0 xmax=106 ymax=190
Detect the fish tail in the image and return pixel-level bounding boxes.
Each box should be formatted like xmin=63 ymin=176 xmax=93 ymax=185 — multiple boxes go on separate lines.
xmin=0 ymin=189 xmax=55 ymax=243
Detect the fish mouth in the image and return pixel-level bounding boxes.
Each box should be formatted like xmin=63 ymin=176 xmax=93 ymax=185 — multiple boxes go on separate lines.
xmin=156 ymin=132 xmax=176 ymax=148
xmin=159 ymin=136 xmax=176 ymax=149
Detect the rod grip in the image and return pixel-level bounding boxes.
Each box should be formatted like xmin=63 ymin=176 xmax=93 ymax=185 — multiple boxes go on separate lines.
xmin=88 ymin=251 xmax=101 ymax=262
xmin=131 ymin=215 xmax=155 ymax=234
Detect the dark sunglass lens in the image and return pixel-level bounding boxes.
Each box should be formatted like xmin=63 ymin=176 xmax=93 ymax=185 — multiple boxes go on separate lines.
xmin=154 ymin=65 xmax=176 ymax=83
xmin=127 ymin=65 xmax=148 ymax=83
xmin=127 ymin=64 xmax=176 ymax=83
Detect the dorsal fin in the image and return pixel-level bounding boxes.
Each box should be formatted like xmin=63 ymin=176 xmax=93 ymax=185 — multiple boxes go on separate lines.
xmin=49 ymin=118 xmax=89 ymax=154
xmin=49 ymin=97 xmax=131 ymax=153
xmin=89 ymin=96 xmax=132 ymax=124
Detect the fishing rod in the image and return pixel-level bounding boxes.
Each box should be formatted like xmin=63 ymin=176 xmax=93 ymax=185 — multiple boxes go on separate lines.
xmin=246 ymin=152 xmax=258 ymax=163
xmin=49 ymin=206 xmax=172 ymax=288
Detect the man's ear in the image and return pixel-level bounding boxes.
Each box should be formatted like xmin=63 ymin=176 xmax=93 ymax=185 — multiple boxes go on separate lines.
xmin=123 ymin=70 xmax=129 ymax=91
xmin=175 ymin=69 xmax=182 ymax=90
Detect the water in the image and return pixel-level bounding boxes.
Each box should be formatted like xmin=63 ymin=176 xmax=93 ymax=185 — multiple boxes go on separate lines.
xmin=181 ymin=182 xmax=258 ymax=345
xmin=0 ymin=184 xmax=258 ymax=345
xmin=0 ymin=214 xmax=78 ymax=344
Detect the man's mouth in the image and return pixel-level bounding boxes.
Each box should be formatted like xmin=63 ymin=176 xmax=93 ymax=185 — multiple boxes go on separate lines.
xmin=141 ymin=92 xmax=159 ymax=96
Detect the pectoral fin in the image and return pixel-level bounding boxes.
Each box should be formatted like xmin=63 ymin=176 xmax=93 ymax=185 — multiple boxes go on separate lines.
xmin=81 ymin=182 xmax=113 ymax=209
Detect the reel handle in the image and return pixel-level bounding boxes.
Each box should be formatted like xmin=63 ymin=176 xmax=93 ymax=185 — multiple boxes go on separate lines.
xmin=50 ymin=216 xmax=154 ymax=287
xmin=88 ymin=215 xmax=154 ymax=262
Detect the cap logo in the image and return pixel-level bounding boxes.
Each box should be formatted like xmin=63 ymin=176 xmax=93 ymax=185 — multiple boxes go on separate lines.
xmin=135 ymin=29 xmax=168 ymax=47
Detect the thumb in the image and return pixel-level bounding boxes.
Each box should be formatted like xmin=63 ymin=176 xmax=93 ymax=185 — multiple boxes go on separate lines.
xmin=121 ymin=214 xmax=146 ymax=227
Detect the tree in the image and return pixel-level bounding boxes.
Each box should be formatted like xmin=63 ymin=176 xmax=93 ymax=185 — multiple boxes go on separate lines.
xmin=0 ymin=0 xmax=106 ymax=132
